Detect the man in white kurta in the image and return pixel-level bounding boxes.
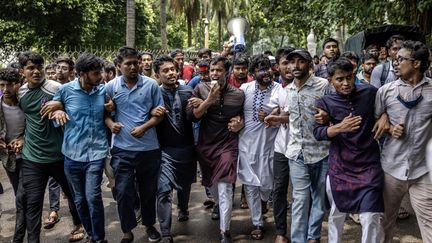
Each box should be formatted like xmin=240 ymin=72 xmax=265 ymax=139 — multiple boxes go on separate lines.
xmin=237 ymin=54 xmax=281 ymax=239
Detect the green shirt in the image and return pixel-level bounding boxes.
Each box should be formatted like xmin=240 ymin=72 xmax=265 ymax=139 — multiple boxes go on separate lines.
xmin=18 ymin=80 xmax=63 ymax=163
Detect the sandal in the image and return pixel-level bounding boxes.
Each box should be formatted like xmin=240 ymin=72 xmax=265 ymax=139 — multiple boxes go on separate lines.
xmin=397 ymin=207 xmax=410 ymax=220
xmin=69 ymin=225 xmax=85 ymax=242
xmin=43 ymin=212 xmax=60 ymax=229
xmin=251 ymin=226 xmax=264 ymax=240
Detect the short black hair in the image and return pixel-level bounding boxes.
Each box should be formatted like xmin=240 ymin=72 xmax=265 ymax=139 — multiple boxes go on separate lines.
xmin=249 ymin=54 xmax=271 ymax=74
xmin=18 ymin=51 xmax=44 ymax=68
xmin=340 ymin=51 xmax=359 ymax=63
xmin=362 ymin=53 xmax=378 ymax=63
xmin=386 ymin=35 xmax=405 ymax=49
xmin=116 ymin=46 xmax=139 ymax=64
xmin=263 ymin=50 xmax=273 ymax=56
xmin=153 ymin=55 xmax=176 ymax=73
xmin=327 ymin=57 xmax=354 ymax=77
xmin=275 ymin=47 xmax=295 ymax=64
xmin=45 ymin=63 xmax=57 ymax=71
xmin=322 ymin=38 xmax=339 ymax=49
xmin=169 ymin=49 xmax=184 ymax=58
xmin=55 ymin=56 xmax=74 ymax=70
xmin=232 ymin=54 xmax=249 ymax=67
xmin=401 ymin=40 xmax=430 ymax=73
xmin=139 ymin=51 xmax=153 ymax=59
xmin=210 ymin=56 xmax=231 ymax=72
xmin=103 ymin=62 xmax=116 ymax=74
xmin=197 ymin=48 xmax=212 ymax=58
xmin=0 ymin=68 xmax=21 ymax=83
xmin=74 ymin=53 xmax=104 ymax=74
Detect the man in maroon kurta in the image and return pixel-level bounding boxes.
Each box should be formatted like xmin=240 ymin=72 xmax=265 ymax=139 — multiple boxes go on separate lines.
xmin=189 ymin=56 xmax=244 ymax=243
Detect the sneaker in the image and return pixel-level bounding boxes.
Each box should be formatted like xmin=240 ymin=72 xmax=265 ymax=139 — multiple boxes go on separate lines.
xmin=160 ymin=236 xmax=173 ymax=243
xmin=178 ymin=210 xmax=189 ymax=222
xmin=146 ymin=226 xmax=161 ymax=242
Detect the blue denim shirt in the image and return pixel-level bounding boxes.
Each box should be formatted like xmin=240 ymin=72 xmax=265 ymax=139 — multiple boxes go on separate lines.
xmin=106 ymin=75 xmax=164 ymax=151
xmin=53 ymin=79 xmax=108 ymax=162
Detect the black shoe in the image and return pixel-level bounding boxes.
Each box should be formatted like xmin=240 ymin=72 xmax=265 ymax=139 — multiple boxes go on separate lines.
xmin=146 ymin=226 xmax=161 ymax=242
xmin=211 ymin=205 xmax=220 ymax=220
xmin=160 ymin=236 xmax=173 ymax=243
xmin=220 ymin=231 xmax=231 ymax=243
xmin=178 ymin=210 xmax=189 ymax=222
xmin=120 ymin=232 xmax=134 ymax=243
xmin=203 ymin=198 xmax=215 ymax=209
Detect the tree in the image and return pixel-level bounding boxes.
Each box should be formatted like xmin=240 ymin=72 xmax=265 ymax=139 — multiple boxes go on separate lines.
xmin=170 ymin=0 xmax=201 ymax=47
xmin=160 ymin=0 xmax=168 ymax=49
xmin=126 ymin=0 xmax=136 ymax=47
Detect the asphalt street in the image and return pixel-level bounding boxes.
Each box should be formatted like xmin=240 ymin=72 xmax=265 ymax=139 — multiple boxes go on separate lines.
xmin=0 ymin=168 xmax=422 ymax=243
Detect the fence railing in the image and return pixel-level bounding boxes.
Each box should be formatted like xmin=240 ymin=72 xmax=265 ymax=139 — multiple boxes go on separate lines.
xmin=0 ymin=46 xmax=198 ymax=68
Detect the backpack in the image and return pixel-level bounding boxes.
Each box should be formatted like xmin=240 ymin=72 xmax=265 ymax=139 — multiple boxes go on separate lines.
xmin=380 ymin=61 xmax=390 ymax=86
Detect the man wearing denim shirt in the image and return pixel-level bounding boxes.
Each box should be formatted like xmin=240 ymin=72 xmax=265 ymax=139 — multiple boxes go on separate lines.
xmin=51 ymin=53 xmax=108 ymax=243
xmin=105 ymin=47 xmax=164 ymax=243
xmin=281 ymin=49 xmax=329 ymax=243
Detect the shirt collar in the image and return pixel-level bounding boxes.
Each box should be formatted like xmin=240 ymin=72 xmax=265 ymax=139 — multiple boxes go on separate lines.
xmin=288 ymin=74 xmax=314 ymax=90
xmin=120 ymin=75 xmax=144 ymax=88
xmin=72 ymin=78 xmax=103 ymax=94
xmin=395 ymin=76 xmax=430 ymax=88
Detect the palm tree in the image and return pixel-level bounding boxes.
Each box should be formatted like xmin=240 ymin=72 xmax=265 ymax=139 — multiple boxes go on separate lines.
xmin=126 ymin=0 xmax=136 ymax=47
xmin=170 ymin=0 xmax=201 ymax=47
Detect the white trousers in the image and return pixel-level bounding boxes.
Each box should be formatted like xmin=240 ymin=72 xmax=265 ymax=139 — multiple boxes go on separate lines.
xmin=210 ymin=182 xmax=233 ymax=232
xmin=244 ymin=185 xmax=271 ymax=226
xmin=326 ymin=176 xmax=383 ymax=243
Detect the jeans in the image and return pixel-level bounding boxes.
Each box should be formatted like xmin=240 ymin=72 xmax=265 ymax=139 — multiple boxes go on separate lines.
xmin=272 ymin=152 xmax=290 ymax=236
xmin=21 ymin=159 xmax=81 ymax=243
xmin=289 ymin=154 xmax=328 ymax=243
xmin=64 ymin=157 xmax=105 ymax=241
xmin=47 ymin=177 xmax=60 ymax=212
xmin=110 ymin=147 xmax=161 ymax=233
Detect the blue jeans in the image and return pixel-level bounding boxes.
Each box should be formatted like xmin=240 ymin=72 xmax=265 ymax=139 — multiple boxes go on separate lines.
xmin=289 ymin=154 xmax=328 ymax=243
xmin=64 ymin=157 xmax=105 ymax=241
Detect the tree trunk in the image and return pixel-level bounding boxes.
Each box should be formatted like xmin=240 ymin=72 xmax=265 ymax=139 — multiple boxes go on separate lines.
xmin=126 ymin=0 xmax=136 ymax=48
xmin=187 ymin=14 xmax=192 ymax=47
xmin=218 ymin=11 xmax=222 ymax=49
xmin=160 ymin=0 xmax=168 ymax=49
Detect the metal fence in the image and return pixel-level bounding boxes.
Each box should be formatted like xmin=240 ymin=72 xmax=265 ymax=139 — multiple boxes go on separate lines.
xmin=0 ymin=46 xmax=198 ymax=68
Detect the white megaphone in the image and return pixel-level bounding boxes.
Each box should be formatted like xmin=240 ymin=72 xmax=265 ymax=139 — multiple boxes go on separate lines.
xmin=227 ymin=17 xmax=248 ymax=53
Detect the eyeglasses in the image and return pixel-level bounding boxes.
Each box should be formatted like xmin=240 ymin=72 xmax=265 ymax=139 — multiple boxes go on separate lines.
xmin=395 ymin=56 xmax=415 ymax=63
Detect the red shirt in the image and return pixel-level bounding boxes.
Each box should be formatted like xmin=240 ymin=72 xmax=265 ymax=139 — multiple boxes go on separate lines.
xmin=182 ymin=64 xmax=194 ymax=81
xmin=228 ymin=74 xmax=253 ymax=88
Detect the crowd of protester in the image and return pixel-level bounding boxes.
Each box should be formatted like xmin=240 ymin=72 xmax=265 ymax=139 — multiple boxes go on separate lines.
xmin=0 ymin=34 xmax=432 ymax=243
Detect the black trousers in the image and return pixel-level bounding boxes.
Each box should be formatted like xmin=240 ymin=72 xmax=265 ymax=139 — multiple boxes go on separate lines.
xmin=110 ymin=147 xmax=161 ymax=233
xmin=4 ymin=159 xmax=26 ymax=243
xmin=272 ymin=152 xmax=290 ymax=236
xmin=21 ymin=159 xmax=81 ymax=243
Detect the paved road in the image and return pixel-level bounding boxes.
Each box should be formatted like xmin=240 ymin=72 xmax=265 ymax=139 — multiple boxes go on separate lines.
xmin=0 ymin=169 xmax=422 ymax=243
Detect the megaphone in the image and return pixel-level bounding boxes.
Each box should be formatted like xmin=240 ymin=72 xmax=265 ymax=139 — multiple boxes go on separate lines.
xmin=227 ymin=17 xmax=248 ymax=53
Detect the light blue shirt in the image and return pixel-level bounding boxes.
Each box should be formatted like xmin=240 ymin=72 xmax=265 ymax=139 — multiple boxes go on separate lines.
xmin=53 ymin=79 xmax=108 ymax=162
xmin=105 ymin=75 xmax=163 ymax=151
